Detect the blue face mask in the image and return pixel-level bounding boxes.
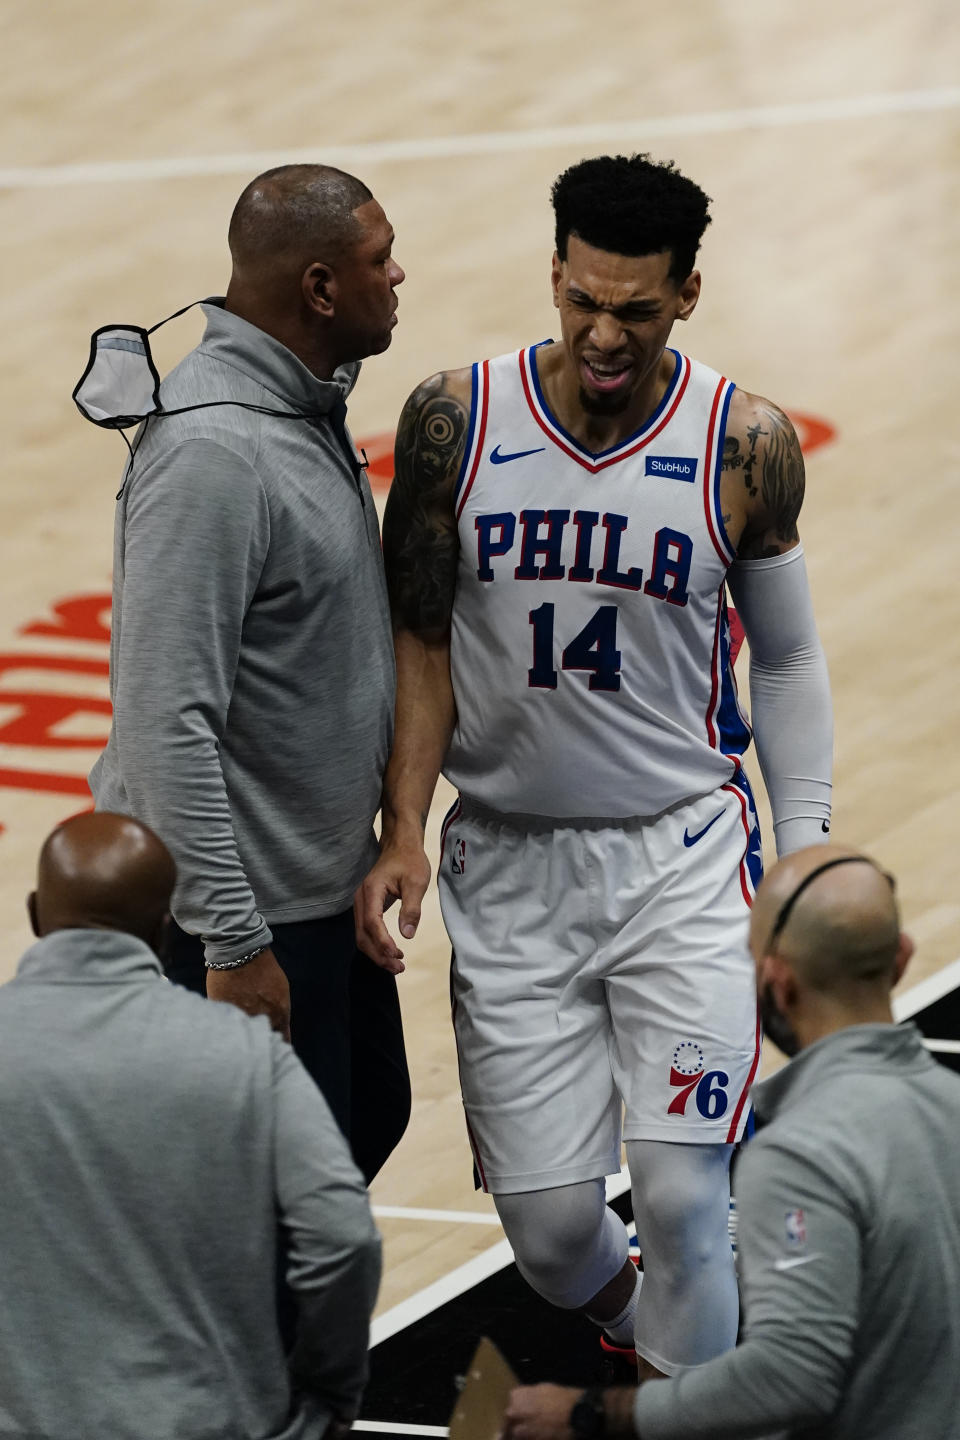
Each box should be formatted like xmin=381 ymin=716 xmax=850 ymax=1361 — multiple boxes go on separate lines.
xmin=72 ymin=299 xmax=368 ymax=500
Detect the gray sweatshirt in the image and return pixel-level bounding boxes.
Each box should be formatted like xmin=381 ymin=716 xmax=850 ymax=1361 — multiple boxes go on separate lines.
xmin=90 ymin=302 xmax=395 ymax=962
xmin=633 ymin=1024 xmax=960 ymax=1439
xmin=0 ymin=928 xmax=381 ymax=1440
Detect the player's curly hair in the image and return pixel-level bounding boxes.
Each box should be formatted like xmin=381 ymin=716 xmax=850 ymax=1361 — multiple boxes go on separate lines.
xmin=551 ymin=154 xmax=712 ymax=283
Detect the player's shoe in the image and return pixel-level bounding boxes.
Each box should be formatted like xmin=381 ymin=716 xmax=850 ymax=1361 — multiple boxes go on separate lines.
xmin=598 ymin=1332 xmax=638 ymax=1383
xmin=597 ymin=1245 xmax=641 ymax=1381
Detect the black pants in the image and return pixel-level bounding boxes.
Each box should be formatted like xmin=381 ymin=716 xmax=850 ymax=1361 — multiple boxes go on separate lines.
xmin=165 ymin=910 xmax=411 ymax=1184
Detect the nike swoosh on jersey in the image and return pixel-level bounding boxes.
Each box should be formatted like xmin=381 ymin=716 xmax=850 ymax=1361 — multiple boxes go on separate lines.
xmin=682 ymin=811 xmax=724 ymax=847
xmin=773 ymin=1253 xmax=823 ymax=1272
xmin=489 ymin=444 xmax=546 ymax=464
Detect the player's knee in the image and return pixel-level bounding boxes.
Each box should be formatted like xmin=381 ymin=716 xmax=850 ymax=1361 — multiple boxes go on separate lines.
xmin=628 ymin=1141 xmax=732 ymax=1284
xmin=494 ymin=1181 xmax=619 ymax=1309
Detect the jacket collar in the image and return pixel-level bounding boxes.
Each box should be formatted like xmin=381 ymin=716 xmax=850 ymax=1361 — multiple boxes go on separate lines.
xmin=199 ymin=299 xmax=360 ymax=415
xmin=752 ymin=1022 xmax=931 ymax=1126
xmin=13 ymin=929 xmax=164 ymax=985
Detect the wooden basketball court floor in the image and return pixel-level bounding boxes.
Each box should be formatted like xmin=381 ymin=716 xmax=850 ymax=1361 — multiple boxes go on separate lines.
xmin=2 ymin=0 xmax=959 ymax=1413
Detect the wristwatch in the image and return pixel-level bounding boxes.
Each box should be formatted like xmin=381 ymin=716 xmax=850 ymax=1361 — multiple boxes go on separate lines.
xmin=570 ymin=1387 xmax=606 ymax=1440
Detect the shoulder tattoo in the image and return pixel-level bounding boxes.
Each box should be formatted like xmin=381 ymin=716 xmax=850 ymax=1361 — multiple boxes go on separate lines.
xmin=382 ymin=375 xmax=469 ymax=638
xmin=736 ymin=400 xmax=805 ymax=560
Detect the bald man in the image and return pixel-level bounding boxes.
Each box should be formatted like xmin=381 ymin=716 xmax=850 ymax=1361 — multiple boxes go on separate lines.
xmin=90 ymin=164 xmax=410 ymax=1182
xmin=504 ymin=845 xmax=960 ymax=1440
xmin=0 ymin=812 xmax=380 ymax=1440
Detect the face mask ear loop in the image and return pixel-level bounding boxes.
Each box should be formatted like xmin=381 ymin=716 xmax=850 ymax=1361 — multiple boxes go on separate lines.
xmin=115 ymin=415 xmax=152 ymax=500
xmin=145 ymin=298 xmax=212 ymax=335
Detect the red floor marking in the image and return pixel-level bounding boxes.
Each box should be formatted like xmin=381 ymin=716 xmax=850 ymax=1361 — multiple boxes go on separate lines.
xmin=357 ymin=411 xmax=837 ymax=494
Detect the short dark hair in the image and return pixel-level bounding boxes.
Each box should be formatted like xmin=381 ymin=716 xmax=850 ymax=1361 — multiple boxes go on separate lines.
xmin=551 ymin=154 xmax=712 ymax=283
xmin=228 ymin=164 xmax=374 ymax=267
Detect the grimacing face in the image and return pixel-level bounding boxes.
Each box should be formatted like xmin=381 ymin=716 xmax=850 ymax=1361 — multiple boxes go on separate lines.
xmin=551 ymin=235 xmax=700 ymax=416
xmin=333 ymin=199 xmax=405 ymax=361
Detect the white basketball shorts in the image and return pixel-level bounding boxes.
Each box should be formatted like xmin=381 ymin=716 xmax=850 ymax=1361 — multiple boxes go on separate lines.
xmin=438 ymin=774 xmax=763 ymax=1194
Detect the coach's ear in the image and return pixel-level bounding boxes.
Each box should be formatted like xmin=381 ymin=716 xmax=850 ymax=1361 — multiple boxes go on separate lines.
xmin=893 ymin=931 xmax=914 ymax=986
xmin=27 ymin=891 xmax=40 ymax=937
xmin=303 ymin=260 xmax=336 ymax=318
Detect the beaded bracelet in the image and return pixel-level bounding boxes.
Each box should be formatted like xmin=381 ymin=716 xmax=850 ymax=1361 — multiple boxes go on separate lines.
xmin=205 ymin=944 xmax=269 ymax=971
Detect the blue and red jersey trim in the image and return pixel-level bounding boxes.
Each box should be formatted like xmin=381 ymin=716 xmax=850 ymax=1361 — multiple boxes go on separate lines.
xmin=455 ymin=363 xmax=490 ymax=520
xmin=702 ymin=377 xmax=737 ymax=566
xmin=519 ymin=343 xmax=692 ymax=474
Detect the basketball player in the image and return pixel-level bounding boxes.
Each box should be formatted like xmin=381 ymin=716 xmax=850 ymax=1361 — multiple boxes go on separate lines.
xmin=356 ymin=154 xmax=833 ymax=1378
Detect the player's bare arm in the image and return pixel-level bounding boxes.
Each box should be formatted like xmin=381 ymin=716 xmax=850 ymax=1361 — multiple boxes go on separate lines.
xmin=721 ymin=390 xmax=805 ymax=560
xmin=383 ymin=369 xmax=470 ymax=638
xmin=355 ymin=369 xmax=472 ymax=970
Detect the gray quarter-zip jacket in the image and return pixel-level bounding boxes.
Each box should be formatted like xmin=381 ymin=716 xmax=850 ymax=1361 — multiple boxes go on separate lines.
xmin=90 ymin=302 xmax=395 ymax=962
xmin=0 ymin=928 xmax=381 ymax=1440
xmin=633 ymin=1024 xmax=960 ymax=1439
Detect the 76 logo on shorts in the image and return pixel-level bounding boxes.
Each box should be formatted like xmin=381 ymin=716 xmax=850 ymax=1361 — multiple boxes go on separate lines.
xmin=667 ymin=1041 xmax=730 ymax=1120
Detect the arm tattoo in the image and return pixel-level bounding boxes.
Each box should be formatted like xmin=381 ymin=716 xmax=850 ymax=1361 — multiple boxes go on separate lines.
xmin=738 ymin=402 xmax=805 ymax=560
xmin=382 ymin=375 xmax=467 ymax=638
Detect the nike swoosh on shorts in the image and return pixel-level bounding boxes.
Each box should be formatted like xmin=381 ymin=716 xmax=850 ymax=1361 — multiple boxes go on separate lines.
xmin=489 ymin=444 xmax=546 ymax=464
xmin=683 ymin=811 xmax=724 ymax=847
xmin=773 ymin=1253 xmax=823 ymax=1271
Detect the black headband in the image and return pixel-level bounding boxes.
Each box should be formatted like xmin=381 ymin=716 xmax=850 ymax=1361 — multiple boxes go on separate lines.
xmin=769 ymin=857 xmax=895 ymax=947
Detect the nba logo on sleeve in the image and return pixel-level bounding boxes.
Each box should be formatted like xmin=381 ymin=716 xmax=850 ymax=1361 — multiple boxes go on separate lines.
xmin=451 ymin=838 xmax=467 ymax=875
xmin=785 ymin=1209 xmax=807 ymax=1249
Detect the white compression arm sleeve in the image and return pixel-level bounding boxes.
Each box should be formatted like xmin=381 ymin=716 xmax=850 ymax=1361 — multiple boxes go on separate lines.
xmin=727 ymin=546 xmax=833 ymax=856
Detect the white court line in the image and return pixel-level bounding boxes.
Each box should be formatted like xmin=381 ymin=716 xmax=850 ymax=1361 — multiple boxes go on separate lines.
xmin=372 ymin=1205 xmax=502 ymax=1225
xmin=354 ymin=1425 xmax=448 ymax=1437
xmin=2 ymin=87 xmax=958 ymax=189
xmin=370 ymin=1167 xmax=632 ymax=1347
xmin=893 ymin=956 xmax=960 ymax=1022
xmin=370 ymin=1237 xmax=516 ymax=1347
xmin=923 ymin=1038 xmax=960 ymax=1056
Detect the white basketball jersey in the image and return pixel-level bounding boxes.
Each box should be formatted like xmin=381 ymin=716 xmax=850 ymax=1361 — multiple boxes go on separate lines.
xmin=444 ymin=341 xmax=752 ymax=818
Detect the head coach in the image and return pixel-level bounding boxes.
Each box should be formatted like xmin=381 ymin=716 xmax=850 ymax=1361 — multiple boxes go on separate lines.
xmin=88 ymin=164 xmax=410 ymax=1182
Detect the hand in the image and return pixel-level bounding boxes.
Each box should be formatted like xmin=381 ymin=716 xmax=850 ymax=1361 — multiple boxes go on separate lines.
xmin=502 ymin=1385 xmax=580 ymax=1440
xmin=206 ymin=946 xmax=291 ymax=1041
xmin=354 ymin=836 xmax=431 ymax=974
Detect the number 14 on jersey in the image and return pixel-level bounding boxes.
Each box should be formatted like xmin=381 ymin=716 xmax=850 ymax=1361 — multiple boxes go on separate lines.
xmin=528 ymin=603 xmax=622 ymax=693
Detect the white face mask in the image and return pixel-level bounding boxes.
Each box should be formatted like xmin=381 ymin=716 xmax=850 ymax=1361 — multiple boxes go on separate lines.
xmin=72 ymin=300 xmax=369 ymax=500
xmin=72 ymin=300 xmax=202 ymax=430
xmin=73 ymin=324 xmax=162 ymax=429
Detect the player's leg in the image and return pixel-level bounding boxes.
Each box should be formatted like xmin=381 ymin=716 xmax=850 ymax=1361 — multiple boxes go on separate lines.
xmin=626 ymin=1139 xmax=737 ymax=1376
xmin=604 ymin=776 xmax=761 ymax=1375
xmin=439 ymin=804 xmax=627 ymax=1320
xmin=494 ymin=1181 xmax=640 ymax=1342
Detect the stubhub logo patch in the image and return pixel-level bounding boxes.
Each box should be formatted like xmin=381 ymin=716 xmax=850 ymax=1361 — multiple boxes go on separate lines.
xmin=646 ymin=455 xmax=697 ymax=482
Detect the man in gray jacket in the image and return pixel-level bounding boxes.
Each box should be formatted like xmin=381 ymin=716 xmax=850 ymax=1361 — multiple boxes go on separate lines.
xmin=0 ymin=811 xmax=380 ymax=1440
xmin=90 ymin=164 xmax=409 ymax=1181
xmin=503 ymin=844 xmax=960 ymax=1439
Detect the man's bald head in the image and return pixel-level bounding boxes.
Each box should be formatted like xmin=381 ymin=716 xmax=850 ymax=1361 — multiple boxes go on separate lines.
xmin=30 ymin=813 xmax=176 ymax=953
xmin=228 ymin=164 xmax=374 ymax=280
xmin=751 ymin=845 xmax=902 ymax=995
